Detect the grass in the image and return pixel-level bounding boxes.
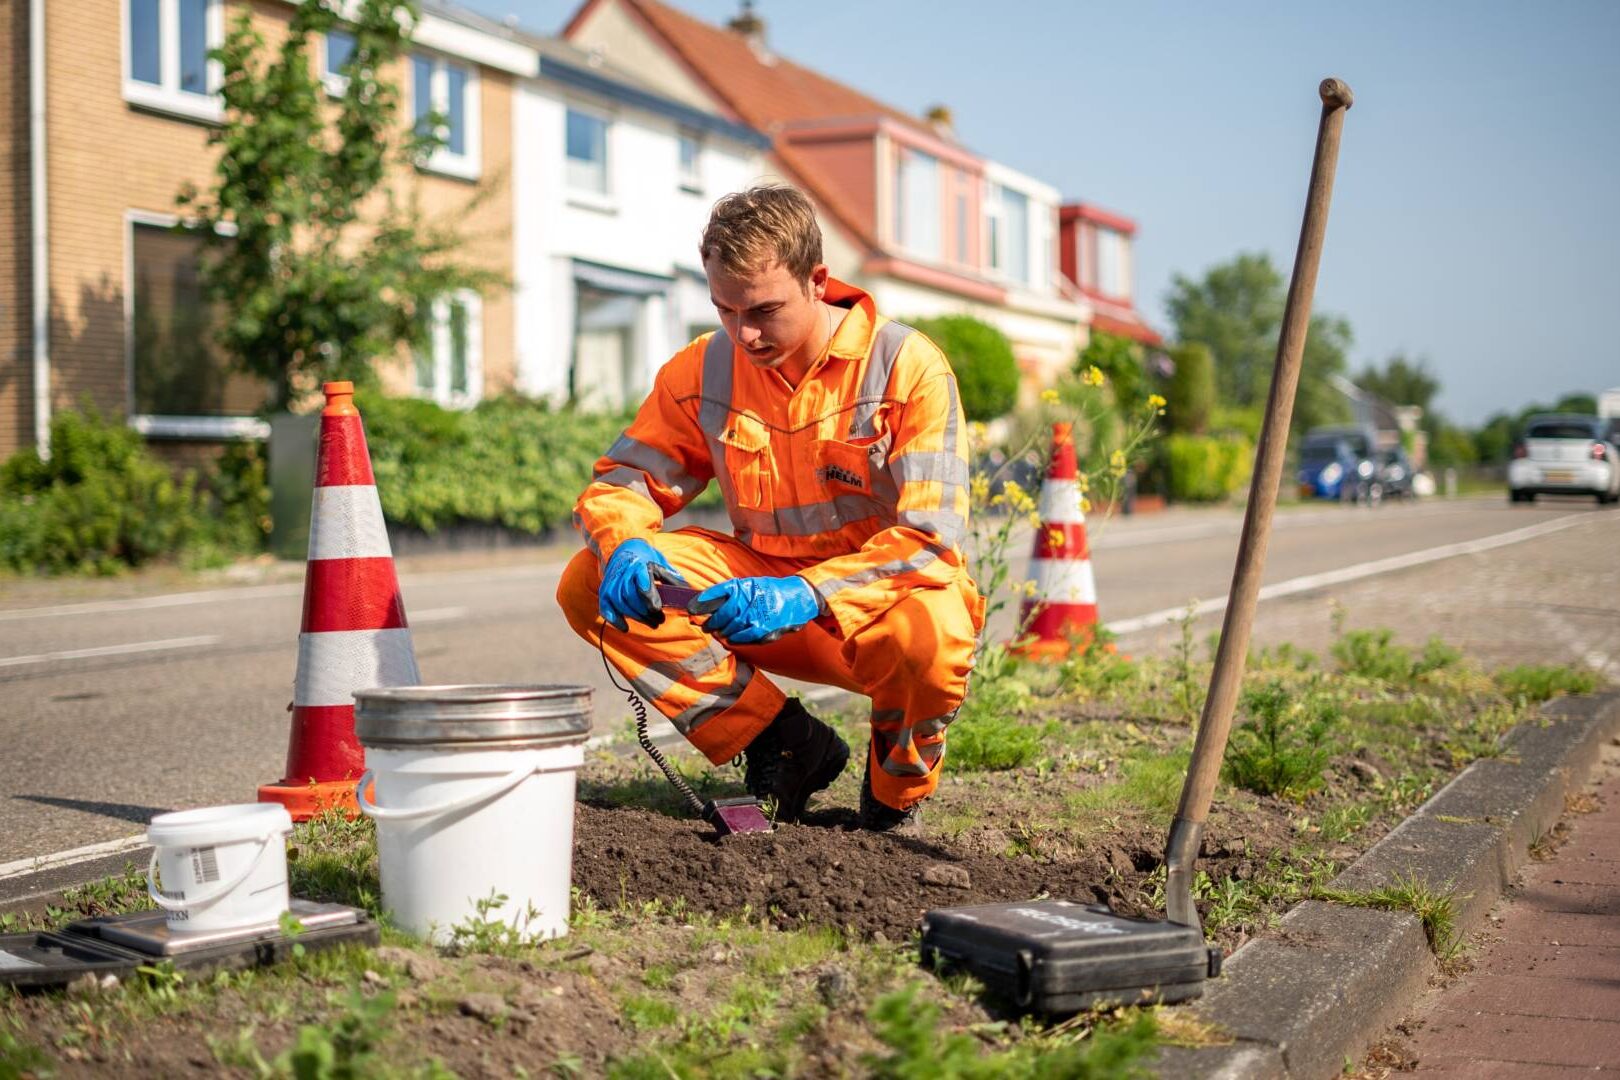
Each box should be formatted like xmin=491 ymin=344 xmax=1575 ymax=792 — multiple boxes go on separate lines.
xmin=1315 ymin=872 xmax=1462 ymax=959
xmin=5 ymin=620 xmax=1602 ymax=1075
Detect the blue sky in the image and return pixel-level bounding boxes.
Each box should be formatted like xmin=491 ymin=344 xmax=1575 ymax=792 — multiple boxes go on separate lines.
xmin=459 ymin=0 xmax=1620 ymax=424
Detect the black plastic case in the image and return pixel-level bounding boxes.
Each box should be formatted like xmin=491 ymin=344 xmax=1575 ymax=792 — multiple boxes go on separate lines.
xmin=920 ymin=899 xmax=1222 ymax=1013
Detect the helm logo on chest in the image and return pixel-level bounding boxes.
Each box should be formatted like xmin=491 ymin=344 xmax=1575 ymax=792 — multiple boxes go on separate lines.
xmin=817 ymin=464 xmax=865 ymax=489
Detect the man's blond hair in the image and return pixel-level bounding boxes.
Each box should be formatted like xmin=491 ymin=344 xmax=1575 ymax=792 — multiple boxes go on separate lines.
xmin=700 ymin=184 xmax=823 ymax=284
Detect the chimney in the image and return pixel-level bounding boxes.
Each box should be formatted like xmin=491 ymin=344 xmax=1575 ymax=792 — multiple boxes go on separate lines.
xmin=925 ymin=104 xmax=955 ymax=141
xmin=727 ymin=0 xmax=768 ymax=54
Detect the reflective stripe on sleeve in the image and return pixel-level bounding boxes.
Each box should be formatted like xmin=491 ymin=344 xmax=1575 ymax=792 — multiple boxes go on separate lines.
xmin=605 ymin=435 xmax=701 ymax=500
xmin=849 ymin=322 xmax=914 ymax=438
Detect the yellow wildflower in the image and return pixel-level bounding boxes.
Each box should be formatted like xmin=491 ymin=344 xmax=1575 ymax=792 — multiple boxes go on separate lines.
xmin=1077 ymin=472 xmax=1090 ymax=493
xmin=1081 ymin=496 xmax=1092 ymax=514
xmin=1040 ymin=388 xmax=1061 ymax=405
xmin=1047 ymin=527 xmax=1065 ymax=548
xmin=1083 ymin=365 xmax=1106 ymax=388
xmin=1147 ymin=393 xmax=1167 ymax=410
xmin=1023 ymin=580 xmax=1039 ymax=598
xmin=970 ymin=474 xmax=991 ymax=503
xmin=1026 ymin=510 xmax=1042 ymax=528
xmin=1110 ymin=448 xmax=1128 ymax=479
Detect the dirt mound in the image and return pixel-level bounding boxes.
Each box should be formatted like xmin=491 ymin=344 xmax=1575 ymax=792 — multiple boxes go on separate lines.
xmin=573 ymin=803 xmax=1154 ymax=938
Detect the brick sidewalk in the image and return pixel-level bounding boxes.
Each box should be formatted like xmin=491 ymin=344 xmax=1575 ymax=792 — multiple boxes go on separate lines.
xmin=1403 ymin=741 xmax=1620 ymax=1076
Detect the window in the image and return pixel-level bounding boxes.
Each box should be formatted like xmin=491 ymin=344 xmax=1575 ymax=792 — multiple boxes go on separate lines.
xmin=567 ymin=109 xmax=610 ymax=195
xmin=894 ymin=149 xmax=941 ymax=261
xmin=1000 ymin=187 xmax=1029 ymax=285
xmin=322 ymin=29 xmax=355 ymax=94
xmin=414 ymin=293 xmax=483 ymax=407
xmin=124 ymin=0 xmax=222 ymax=122
xmin=1097 ymin=229 xmax=1128 ymax=297
xmin=130 ymin=220 xmax=264 ymax=420
xmin=411 ymin=52 xmax=479 ymax=180
xmin=955 ymin=191 xmax=969 ymax=265
xmin=677 ymin=130 xmax=703 ymax=192
xmin=572 ymin=287 xmax=644 ymax=411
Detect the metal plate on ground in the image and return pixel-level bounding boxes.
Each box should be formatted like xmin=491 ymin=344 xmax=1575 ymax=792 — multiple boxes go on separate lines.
xmin=89 ymin=900 xmax=360 ymax=956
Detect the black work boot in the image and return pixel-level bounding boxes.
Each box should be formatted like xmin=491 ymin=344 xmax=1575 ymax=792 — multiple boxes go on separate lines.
xmin=857 ymin=754 xmax=922 ymax=834
xmin=742 ymin=698 xmax=850 ymax=823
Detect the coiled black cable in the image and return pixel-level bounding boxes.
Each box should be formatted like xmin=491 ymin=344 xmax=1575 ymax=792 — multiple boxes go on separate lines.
xmin=598 ymin=619 xmax=706 ymax=817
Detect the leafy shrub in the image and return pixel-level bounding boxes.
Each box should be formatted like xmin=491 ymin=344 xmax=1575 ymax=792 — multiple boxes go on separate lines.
xmin=1224 ymin=680 xmax=1339 ymax=800
xmin=1166 ymin=433 xmax=1252 ymax=502
xmin=358 ymin=393 xmax=718 ymax=536
xmin=908 ymin=315 xmax=1018 ymax=421
xmin=0 ymin=407 xmax=204 ymax=574
xmin=1165 ymin=343 xmax=1215 ymax=434
xmin=1333 ymin=628 xmax=1460 ymax=683
xmin=1495 ymin=664 xmax=1599 ymax=703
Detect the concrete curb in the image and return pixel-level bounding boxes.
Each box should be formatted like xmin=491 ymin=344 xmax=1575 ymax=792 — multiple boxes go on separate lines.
xmin=1156 ymin=689 xmax=1620 ymax=1080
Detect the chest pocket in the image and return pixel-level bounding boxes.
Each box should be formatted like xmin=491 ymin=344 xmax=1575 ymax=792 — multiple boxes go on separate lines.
xmin=720 ymin=412 xmax=773 ymax=510
xmin=815 ymin=438 xmax=876 ymax=494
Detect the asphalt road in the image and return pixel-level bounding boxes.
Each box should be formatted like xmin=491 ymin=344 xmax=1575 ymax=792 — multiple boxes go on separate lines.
xmin=1 ymin=496 xmax=1612 ymax=870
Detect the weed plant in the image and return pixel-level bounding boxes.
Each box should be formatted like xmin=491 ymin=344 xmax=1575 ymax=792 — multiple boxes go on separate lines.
xmin=1316 ymin=872 xmax=1461 ymax=959
xmin=1495 ymin=664 xmax=1600 ymax=704
xmin=1223 ymin=681 xmax=1340 ymax=800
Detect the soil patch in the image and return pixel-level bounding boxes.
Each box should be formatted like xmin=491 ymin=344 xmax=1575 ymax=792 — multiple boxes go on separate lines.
xmin=571 ymin=800 xmax=1291 ymax=942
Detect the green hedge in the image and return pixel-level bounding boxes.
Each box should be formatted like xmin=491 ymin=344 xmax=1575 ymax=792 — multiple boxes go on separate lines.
xmin=358 ymin=393 xmax=718 ymax=536
xmin=906 ymin=315 xmax=1018 ymax=421
xmin=0 ymin=407 xmax=266 ymax=575
xmin=1166 ymin=433 xmax=1253 ymax=502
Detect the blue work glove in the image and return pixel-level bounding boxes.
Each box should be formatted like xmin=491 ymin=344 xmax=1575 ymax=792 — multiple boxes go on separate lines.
xmin=690 ymin=576 xmax=821 ymax=646
xmin=598 ymin=539 xmax=688 ymax=632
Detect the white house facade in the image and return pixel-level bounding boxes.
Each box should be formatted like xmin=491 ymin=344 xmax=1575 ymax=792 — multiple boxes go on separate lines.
xmin=511 ymin=40 xmax=770 ymax=409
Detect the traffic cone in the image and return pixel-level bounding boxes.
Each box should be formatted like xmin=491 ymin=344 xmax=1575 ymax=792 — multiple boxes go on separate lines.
xmin=258 ymin=381 xmax=420 ymax=820
xmin=1013 ymin=422 xmax=1100 ymax=660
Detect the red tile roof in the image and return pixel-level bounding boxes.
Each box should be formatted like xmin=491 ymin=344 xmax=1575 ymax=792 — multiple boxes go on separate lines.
xmin=612 ymin=0 xmax=935 ymax=138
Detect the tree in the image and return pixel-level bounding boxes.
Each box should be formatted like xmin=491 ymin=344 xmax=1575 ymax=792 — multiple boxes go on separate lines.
xmin=1166 ymin=252 xmax=1352 ymax=433
xmin=908 ymin=315 xmax=1018 ymax=421
xmin=1354 ymin=354 xmax=1439 ymax=412
xmin=1166 ymin=343 xmax=1215 ymax=434
xmin=1474 ymin=412 xmax=1516 ymax=463
xmin=179 ymin=0 xmax=500 ymax=408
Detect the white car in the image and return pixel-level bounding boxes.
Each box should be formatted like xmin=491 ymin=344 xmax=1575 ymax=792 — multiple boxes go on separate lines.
xmin=1508 ymin=414 xmax=1620 ymax=504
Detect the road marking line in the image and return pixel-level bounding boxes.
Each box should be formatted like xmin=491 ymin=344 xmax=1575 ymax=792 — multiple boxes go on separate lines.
xmin=0 ymin=834 xmax=149 ymax=882
xmin=1105 ymin=513 xmax=1595 ymax=638
xmin=0 ymin=634 xmax=222 ymax=669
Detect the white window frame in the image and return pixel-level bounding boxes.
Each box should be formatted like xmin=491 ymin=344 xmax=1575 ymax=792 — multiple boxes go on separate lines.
xmin=985 ymin=184 xmax=1033 ymax=286
xmin=894 ymin=147 xmax=941 ymax=262
xmin=321 ymin=28 xmax=356 ymax=97
xmin=677 ymin=128 xmax=703 ymax=194
xmin=123 ymin=209 xmax=266 ymax=440
xmin=122 ymin=0 xmax=225 ymax=124
xmin=565 ymin=105 xmax=615 ymax=210
xmin=411 ymin=51 xmax=481 ymax=181
xmin=415 ymin=291 xmax=484 ymax=408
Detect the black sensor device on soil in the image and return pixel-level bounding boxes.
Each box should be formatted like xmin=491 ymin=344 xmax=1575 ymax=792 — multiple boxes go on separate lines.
xmin=597 ymin=583 xmax=772 ymax=837
xmin=921 ymin=78 xmax=1353 ymax=1013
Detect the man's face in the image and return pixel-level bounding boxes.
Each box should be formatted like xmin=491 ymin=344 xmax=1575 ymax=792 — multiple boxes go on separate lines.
xmin=705 ymin=257 xmax=828 ymax=369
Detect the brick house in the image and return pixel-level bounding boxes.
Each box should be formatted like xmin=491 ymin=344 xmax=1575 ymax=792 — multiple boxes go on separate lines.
xmin=1059 ymin=203 xmax=1162 ymax=347
xmin=560 ymin=0 xmax=1161 ymax=401
xmin=0 ymin=0 xmax=531 ymax=459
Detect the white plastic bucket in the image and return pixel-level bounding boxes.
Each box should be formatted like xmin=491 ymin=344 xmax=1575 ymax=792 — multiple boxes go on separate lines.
xmin=146 ymin=803 xmax=293 ymax=934
xmin=358 ymin=744 xmax=585 ymax=944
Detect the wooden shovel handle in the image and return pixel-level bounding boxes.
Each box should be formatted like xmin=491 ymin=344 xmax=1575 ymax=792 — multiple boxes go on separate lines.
xmin=1175 ymin=79 xmax=1355 ymax=825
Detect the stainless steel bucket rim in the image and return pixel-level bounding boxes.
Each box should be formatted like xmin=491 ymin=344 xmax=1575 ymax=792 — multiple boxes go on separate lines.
xmin=355 ymin=683 xmax=593 ymax=748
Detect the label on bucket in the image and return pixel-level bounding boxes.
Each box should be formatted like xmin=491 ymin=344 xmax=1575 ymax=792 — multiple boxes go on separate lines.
xmin=190 ymin=846 xmax=220 ymax=884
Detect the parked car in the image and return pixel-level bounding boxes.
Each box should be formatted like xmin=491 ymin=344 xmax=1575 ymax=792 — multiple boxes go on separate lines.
xmin=1375 ymin=446 xmax=1417 ymax=499
xmin=1296 ymin=425 xmax=1381 ymax=504
xmin=1507 ymin=414 xmax=1620 ymax=504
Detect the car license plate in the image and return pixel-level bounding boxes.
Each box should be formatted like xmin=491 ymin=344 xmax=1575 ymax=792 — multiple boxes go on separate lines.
xmin=1545 ymin=470 xmax=1575 ymax=484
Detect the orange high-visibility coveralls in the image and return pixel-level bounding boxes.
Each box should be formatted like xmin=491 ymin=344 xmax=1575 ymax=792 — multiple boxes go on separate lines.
xmin=557 ymin=279 xmax=984 ymax=809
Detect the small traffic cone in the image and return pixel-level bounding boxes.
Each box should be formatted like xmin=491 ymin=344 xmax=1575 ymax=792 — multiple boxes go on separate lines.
xmin=1013 ymin=422 xmax=1100 ymax=660
xmin=258 ymin=381 xmax=420 ymax=820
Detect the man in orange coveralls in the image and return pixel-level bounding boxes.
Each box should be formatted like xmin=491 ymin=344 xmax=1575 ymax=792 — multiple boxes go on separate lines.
xmin=557 ymin=185 xmax=984 ymax=831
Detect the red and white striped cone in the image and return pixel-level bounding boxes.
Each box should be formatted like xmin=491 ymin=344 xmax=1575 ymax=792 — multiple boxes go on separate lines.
xmin=1014 ymin=421 xmax=1100 ymax=660
xmin=257 ymin=381 xmax=420 ymax=820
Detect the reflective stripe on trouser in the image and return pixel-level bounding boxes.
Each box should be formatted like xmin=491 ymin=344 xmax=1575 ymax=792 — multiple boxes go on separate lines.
xmin=556 ymin=527 xmax=981 ymax=806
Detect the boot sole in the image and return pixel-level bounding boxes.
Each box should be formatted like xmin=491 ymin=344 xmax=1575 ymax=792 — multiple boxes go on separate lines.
xmin=778 ymin=735 xmax=850 ymax=822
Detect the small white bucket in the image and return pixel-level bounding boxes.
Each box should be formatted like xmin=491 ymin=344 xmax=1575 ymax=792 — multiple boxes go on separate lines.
xmin=146 ymin=803 xmax=293 ymax=934
xmin=354 ymin=686 xmax=592 ymax=946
